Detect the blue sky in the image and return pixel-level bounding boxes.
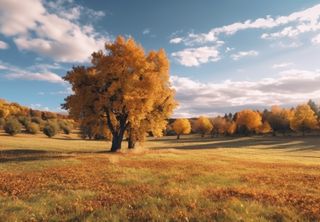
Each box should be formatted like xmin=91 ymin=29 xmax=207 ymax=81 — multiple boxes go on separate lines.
xmin=1 ymin=0 xmax=320 ymax=117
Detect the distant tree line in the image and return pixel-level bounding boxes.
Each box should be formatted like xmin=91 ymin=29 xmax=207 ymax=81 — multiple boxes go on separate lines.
xmin=169 ymin=100 xmax=320 ymax=139
xmin=0 ymin=99 xmax=75 ymax=137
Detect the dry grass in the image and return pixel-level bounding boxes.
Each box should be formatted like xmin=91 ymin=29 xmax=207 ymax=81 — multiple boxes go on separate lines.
xmin=0 ymin=132 xmax=320 ymax=221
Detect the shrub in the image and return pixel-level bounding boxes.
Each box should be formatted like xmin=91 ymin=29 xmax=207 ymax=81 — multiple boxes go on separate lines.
xmin=0 ymin=118 xmax=5 ymax=129
xmin=61 ymin=125 xmax=71 ymax=134
xmin=43 ymin=122 xmax=59 ymax=138
xmin=4 ymin=118 xmax=22 ymax=136
xmin=18 ymin=116 xmax=30 ymax=128
xmin=26 ymin=122 xmax=40 ymax=134
xmin=31 ymin=117 xmax=43 ymax=124
xmin=59 ymin=120 xmax=72 ymax=134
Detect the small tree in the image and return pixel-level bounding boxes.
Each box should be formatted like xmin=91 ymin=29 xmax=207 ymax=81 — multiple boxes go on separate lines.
xmin=211 ymin=117 xmax=227 ymax=137
xmin=236 ymin=109 xmax=262 ymax=135
xmin=307 ymin=99 xmax=320 ymax=118
xmin=172 ymin=118 xmax=191 ymax=139
xmin=43 ymin=122 xmax=59 ymax=138
xmin=226 ymin=121 xmax=237 ymax=136
xmin=58 ymin=120 xmax=72 ymax=135
xmin=264 ymin=106 xmax=294 ymax=136
xmin=18 ymin=116 xmax=30 ymax=128
xmin=194 ymin=116 xmax=213 ymax=137
xmin=4 ymin=118 xmax=22 ymax=136
xmin=290 ymin=104 xmax=318 ymax=136
xmin=26 ymin=122 xmax=40 ymax=134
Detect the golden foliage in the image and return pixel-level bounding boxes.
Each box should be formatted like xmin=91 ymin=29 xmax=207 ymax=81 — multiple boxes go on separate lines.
xmin=63 ymin=36 xmax=177 ymax=150
xmin=236 ymin=109 xmax=262 ymax=132
xmin=290 ymin=104 xmax=318 ymax=134
xmin=194 ymin=116 xmax=213 ymax=137
xmin=256 ymin=121 xmax=272 ymax=134
xmin=172 ymin=118 xmax=191 ymax=138
xmin=211 ymin=117 xmax=227 ymax=135
xmin=226 ymin=121 xmax=237 ymax=135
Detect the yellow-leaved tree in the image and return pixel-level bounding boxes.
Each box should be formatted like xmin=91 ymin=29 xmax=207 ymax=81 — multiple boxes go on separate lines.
xmin=256 ymin=121 xmax=272 ymax=134
xmin=194 ymin=116 xmax=213 ymax=137
xmin=211 ymin=117 xmax=227 ymax=137
xmin=236 ymin=109 xmax=262 ymax=135
xmin=172 ymin=118 xmax=191 ymax=139
xmin=226 ymin=121 xmax=237 ymax=135
xmin=63 ymin=36 xmax=177 ymax=151
xmin=290 ymin=104 xmax=318 ymax=136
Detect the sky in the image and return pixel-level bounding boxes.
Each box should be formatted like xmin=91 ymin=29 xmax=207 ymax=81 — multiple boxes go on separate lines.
xmin=1 ymin=0 xmax=320 ymax=117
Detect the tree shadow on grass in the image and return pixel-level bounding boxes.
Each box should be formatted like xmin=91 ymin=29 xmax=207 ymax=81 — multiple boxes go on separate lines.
xmin=152 ymin=136 xmax=320 ymax=152
xmin=0 ymin=149 xmax=74 ymax=163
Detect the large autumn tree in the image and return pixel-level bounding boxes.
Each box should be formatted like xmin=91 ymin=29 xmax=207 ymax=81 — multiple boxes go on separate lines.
xmin=63 ymin=36 xmax=177 ymax=151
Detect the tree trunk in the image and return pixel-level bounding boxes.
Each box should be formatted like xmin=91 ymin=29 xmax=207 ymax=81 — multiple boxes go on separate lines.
xmin=177 ymin=134 xmax=180 ymax=139
xmin=127 ymin=127 xmax=136 ymax=149
xmin=110 ymin=130 xmax=126 ymax=152
xmin=128 ymin=137 xmax=136 ymax=149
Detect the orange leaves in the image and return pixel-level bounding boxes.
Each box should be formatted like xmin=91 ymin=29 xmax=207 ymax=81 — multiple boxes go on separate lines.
xmin=194 ymin=116 xmax=213 ymax=137
xmin=236 ymin=109 xmax=262 ymax=132
xmin=172 ymin=119 xmax=191 ymax=138
xmin=290 ymin=104 xmax=318 ymax=133
xmin=63 ymin=36 xmax=177 ymax=150
xmin=205 ymin=186 xmax=320 ymax=220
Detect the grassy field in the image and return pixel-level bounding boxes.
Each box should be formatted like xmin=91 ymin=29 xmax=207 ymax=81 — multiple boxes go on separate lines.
xmin=0 ymin=132 xmax=320 ymax=221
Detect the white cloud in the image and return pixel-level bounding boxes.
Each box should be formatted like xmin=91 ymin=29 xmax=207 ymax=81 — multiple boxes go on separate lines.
xmin=272 ymin=62 xmax=293 ymax=69
xmin=30 ymin=103 xmax=50 ymax=111
xmin=0 ymin=64 xmax=7 ymax=70
xmin=230 ymin=50 xmax=258 ymax=60
xmin=0 ymin=40 xmax=8 ymax=49
xmin=169 ymin=37 xmax=183 ymax=44
xmin=171 ymin=69 xmax=320 ymax=117
xmin=0 ymin=0 xmax=109 ymax=62
xmin=5 ymin=72 xmax=64 ymax=83
xmin=0 ymin=60 xmax=64 ymax=83
xmin=170 ymin=4 xmax=320 ymax=45
xmin=225 ymin=47 xmax=234 ymax=53
xmin=142 ymin=28 xmax=150 ymax=35
xmin=171 ymin=46 xmax=221 ymax=67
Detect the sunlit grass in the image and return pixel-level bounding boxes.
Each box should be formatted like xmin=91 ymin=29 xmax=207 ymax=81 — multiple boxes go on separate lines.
xmin=0 ymin=132 xmax=320 ymax=221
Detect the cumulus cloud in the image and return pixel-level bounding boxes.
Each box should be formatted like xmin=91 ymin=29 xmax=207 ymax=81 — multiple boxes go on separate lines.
xmin=0 ymin=40 xmax=8 ymax=49
xmin=230 ymin=50 xmax=258 ymax=60
xmin=170 ymin=4 xmax=320 ymax=45
xmin=0 ymin=0 xmax=109 ymax=62
xmin=171 ymin=46 xmax=221 ymax=67
xmin=169 ymin=37 xmax=183 ymax=44
xmin=171 ymin=69 xmax=320 ymax=117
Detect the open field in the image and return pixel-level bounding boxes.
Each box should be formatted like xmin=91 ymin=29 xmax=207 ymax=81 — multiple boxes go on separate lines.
xmin=1 ymin=132 xmax=320 ymax=221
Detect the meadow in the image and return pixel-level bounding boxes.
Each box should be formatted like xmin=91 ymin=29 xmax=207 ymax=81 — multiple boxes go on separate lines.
xmin=0 ymin=132 xmax=320 ymax=221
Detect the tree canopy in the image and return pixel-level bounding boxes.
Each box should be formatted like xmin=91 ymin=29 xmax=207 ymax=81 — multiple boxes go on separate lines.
xmin=172 ymin=118 xmax=191 ymax=139
xmin=63 ymin=36 xmax=177 ymax=151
